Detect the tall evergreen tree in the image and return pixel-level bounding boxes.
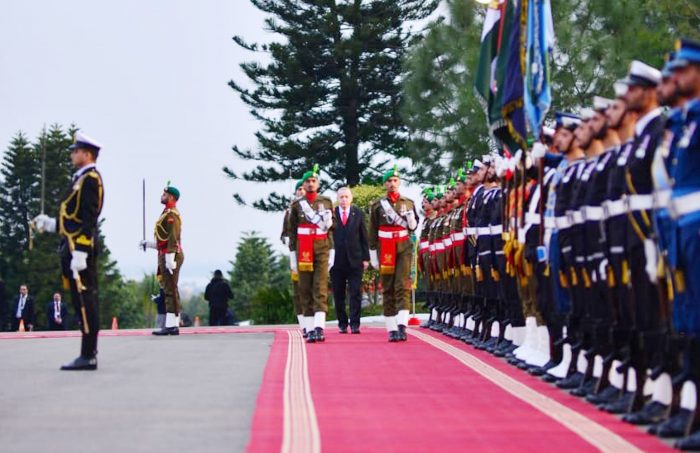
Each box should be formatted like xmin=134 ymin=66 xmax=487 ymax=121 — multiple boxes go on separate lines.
xmin=226 ymin=0 xmax=439 ymax=211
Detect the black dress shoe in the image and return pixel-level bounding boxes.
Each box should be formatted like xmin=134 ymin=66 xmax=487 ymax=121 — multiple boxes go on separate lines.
xmin=541 ymin=373 xmax=558 ymax=383
xmin=152 ymin=326 xmax=179 ymax=336
xmin=601 ymin=392 xmax=633 ymax=414
xmin=306 ymin=330 xmax=317 ymax=343
xmin=398 ymin=325 xmax=408 ymax=342
xmin=339 ymin=326 xmax=348 ymax=334
xmin=570 ymin=379 xmax=596 ymax=397
xmin=315 ymin=327 xmax=325 ymax=342
xmin=351 ymin=326 xmax=360 ymax=334
xmin=655 ymin=409 xmax=694 ymax=438
xmin=586 ymin=385 xmax=621 ymax=405
xmin=622 ymin=401 xmax=669 ymax=425
xmin=420 ymin=319 xmax=434 ymax=329
xmin=557 ymin=372 xmax=583 ymax=390
xmin=675 ymin=430 xmax=700 ymax=450
xmin=60 ymin=356 xmax=97 ymax=371
xmin=388 ymin=331 xmax=399 ymax=342
xmin=302 ymin=328 xmax=308 ymax=339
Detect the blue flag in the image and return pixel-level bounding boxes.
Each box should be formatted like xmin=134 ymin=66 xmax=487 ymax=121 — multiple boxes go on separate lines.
xmin=500 ymin=0 xmax=527 ymax=151
xmin=524 ymin=0 xmax=554 ymax=136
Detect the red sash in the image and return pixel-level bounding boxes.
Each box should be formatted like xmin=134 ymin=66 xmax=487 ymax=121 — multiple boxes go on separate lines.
xmin=297 ymin=223 xmax=327 ymax=272
xmin=378 ymin=225 xmax=409 ymax=275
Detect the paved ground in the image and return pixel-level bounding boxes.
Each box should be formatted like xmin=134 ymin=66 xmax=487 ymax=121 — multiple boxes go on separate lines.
xmin=0 ymin=332 xmax=273 ymax=453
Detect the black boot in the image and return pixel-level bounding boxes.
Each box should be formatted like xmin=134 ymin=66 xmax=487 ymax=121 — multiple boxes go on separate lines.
xmin=60 ymin=355 xmax=97 ymax=371
xmin=152 ymin=326 xmax=179 ymax=336
xmin=398 ymin=325 xmax=408 ymax=342
xmin=675 ymin=430 xmax=700 ymax=451
xmin=653 ymin=409 xmax=694 ymax=438
xmin=306 ymin=329 xmax=317 ymax=343
xmin=388 ymin=331 xmax=399 ymax=342
xmin=315 ymin=327 xmax=325 ymax=342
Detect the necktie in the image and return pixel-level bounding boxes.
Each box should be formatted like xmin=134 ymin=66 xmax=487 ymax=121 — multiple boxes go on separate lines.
xmin=16 ymin=296 xmax=25 ymax=318
xmin=55 ymin=301 xmax=60 ymax=318
xmin=342 ymin=210 xmax=348 ymax=226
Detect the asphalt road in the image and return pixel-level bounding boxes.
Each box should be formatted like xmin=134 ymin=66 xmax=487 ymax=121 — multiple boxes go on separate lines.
xmin=0 ymin=332 xmax=273 ymax=453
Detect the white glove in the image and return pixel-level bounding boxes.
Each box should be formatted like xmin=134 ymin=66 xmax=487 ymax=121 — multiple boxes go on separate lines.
xmin=320 ymin=208 xmax=333 ymax=230
xmin=328 ymin=249 xmax=335 ymax=272
xmin=531 ymin=142 xmax=547 ymax=162
xmin=405 ymin=210 xmax=417 ymax=230
xmin=70 ymin=251 xmax=88 ymax=276
xmin=643 ymin=239 xmax=658 ymax=283
xmin=32 ymin=214 xmax=56 ymax=233
xmin=280 ymin=236 xmax=288 ymax=246
xmin=139 ymin=240 xmax=157 ymax=250
xmin=370 ymin=249 xmax=379 ymax=269
xmin=165 ymin=253 xmax=177 ymax=274
xmin=513 ymin=149 xmax=523 ymax=165
xmin=290 ymin=251 xmax=298 ymax=273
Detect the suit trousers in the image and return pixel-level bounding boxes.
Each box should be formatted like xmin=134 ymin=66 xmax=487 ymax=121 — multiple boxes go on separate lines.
xmin=331 ymin=265 xmax=363 ymax=329
xmin=61 ymin=248 xmax=99 ymax=359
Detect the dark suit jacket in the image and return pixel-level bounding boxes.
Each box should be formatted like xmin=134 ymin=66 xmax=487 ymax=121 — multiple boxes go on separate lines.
xmin=332 ymin=205 xmax=370 ymax=269
xmin=13 ymin=295 xmax=35 ymax=329
xmin=46 ymin=301 xmax=69 ymax=330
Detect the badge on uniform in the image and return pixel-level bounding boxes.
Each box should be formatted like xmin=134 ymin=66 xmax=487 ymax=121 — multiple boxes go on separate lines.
xmin=635 ymin=135 xmax=650 ymax=159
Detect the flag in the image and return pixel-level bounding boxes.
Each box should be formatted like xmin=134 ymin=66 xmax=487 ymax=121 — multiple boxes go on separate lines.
xmin=474 ymin=1 xmax=504 ymax=131
xmin=524 ymin=0 xmax=555 ymax=136
xmin=498 ymin=0 xmax=527 ymax=152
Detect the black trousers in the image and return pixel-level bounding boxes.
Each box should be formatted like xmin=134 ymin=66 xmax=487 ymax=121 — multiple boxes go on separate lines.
xmin=61 ymin=247 xmax=99 ymax=359
xmin=330 ymin=265 xmax=363 ymax=329
xmin=209 ymin=305 xmax=227 ymax=326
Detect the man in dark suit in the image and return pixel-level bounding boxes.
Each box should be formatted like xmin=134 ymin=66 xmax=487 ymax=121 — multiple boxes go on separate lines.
xmin=12 ymin=284 xmax=34 ymax=332
xmin=331 ymin=187 xmax=370 ymax=334
xmin=47 ymin=292 xmax=69 ymax=330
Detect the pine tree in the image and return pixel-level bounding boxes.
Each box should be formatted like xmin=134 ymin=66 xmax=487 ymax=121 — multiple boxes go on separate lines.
xmin=226 ymin=0 xmax=439 ymax=211
xmin=0 ymin=132 xmax=38 ymax=288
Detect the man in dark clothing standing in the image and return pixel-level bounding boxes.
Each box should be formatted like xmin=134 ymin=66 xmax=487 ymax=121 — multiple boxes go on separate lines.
xmin=46 ymin=292 xmax=69 ymax=330
xmin=331 ymin=187 xmax=370 ymax=334
xmin=204 ymin=270 xmax=233 ymax=326
xmin=12 ymin=284 xmax=35 ymax=332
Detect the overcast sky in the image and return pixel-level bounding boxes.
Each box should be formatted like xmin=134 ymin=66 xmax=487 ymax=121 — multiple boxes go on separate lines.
xmin=0 ymin=0 xmax=429 ymax=288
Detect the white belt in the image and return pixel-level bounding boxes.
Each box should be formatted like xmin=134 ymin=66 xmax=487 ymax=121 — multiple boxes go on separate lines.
xmin=525 ymin=212 xmax=541 ymax=225
xmin=544 ymin=217 xmax=555 ymax=229
xmin=654 ymin=190 xmax=671 ymax=210
xmin=609 ymin=246 xmax=625 ymax=254
xmin=466 ymin=227 xmax=477 ymax=235
xmin=434 ymin=243 xmax=445 ymax=251
xmin=443 ymin=238 xmax=453 ymax=247
xmin=555 ymin=216 xmax=572 ymax=230
xmin=378 ymin=229 xmax=408 ymax=239
xmin=429 ymin=244 xmax=436 ymax=252
xmin=603 ymin=199 xmax=626 ymax=218
xmin=419 ymin=241 xmax=429 ymax=251
xmin=462 ymin=227 xmax=468 ymax=236
xmin=476 ymin=227 xmax=491 ymax=235
xmin=495 ymin=250 xmax=505 ymax=255
xmin=561 ymin=246 xmax=572 ymax=253
xmin=575 ymin=256 xmax=585 ymax=263
xmin=478 ymin=250 xmax=491 ymax=256
xmin=627 ymin=194 xmax=654 ymax=211
xmin=670 ymin=191 xmax=700 ymax=218
xmin=297 ymin=227 xmax=327 ymax=237
xmin=570 ymin=210 xmax=584 ymax=225
xmin=489 ymin=225 xmax=503 ymax=235
xmin=582 ymin=206 xmax=604 ymax=221
xmin=517 ymin=229 xmax=526 ymax=244
xmin=452 ymin=232 xmax=465 ymax=241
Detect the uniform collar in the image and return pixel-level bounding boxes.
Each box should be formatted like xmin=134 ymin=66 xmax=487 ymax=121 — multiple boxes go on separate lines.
xmin=72 ymin=163 xmax=96 ymax=181
xmin=635 ymin=107 xmax=663 ymax=137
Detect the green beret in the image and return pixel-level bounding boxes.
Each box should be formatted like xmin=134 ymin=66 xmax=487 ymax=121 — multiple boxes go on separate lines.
xmin=435 ymin=185 xmax=444 ymax=199
xmin=424 ymin=189 xmax=435 ymax=202
xmin=382 ymin=164 xmax=400 ymax=183
xmin=456 ymin=168 xmax=467 ymax=183
xmin=295 ymin=180 xmax=303 ymax=190
xmin=164 ymin=181 xmax=180 ymax=200
xmin=301 ymin=164 xmax=320 ymax=182
xmin=447 ymin=177 xmax=456 ymax=189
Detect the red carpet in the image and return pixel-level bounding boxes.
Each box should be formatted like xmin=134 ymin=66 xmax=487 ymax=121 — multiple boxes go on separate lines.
xmin=247 ymin=326 xmax=673 ymax=453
